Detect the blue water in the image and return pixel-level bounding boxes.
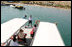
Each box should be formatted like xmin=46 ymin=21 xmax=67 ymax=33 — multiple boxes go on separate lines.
xmin=1 ymin=5 xmax=71 ymax=46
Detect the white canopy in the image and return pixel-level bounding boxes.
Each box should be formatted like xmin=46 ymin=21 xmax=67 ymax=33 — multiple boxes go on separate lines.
xmin=1 ymin=18 xmax=28 ymax=43
xmin=32 ymin=22 xmax=65 ymax=46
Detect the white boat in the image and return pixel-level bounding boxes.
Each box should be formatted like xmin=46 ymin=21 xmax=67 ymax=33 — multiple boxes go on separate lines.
xmin=10 ymin=5 xmax=15 ymax=8
xmin=1 ymin=18 xmax=65 ymax=46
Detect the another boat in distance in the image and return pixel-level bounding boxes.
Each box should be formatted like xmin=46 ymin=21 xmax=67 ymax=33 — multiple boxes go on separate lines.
xmin=10 ymin=4 xmax=25 ymax=10
xmin=10 ymin=5 xmax=15 ymax=8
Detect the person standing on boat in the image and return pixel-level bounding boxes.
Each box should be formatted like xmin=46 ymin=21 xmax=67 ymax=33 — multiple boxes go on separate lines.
xmin=28 ymin=15 xmax=32 ymax=27
xmin=30 ymin=24 xmax=37 ymax=38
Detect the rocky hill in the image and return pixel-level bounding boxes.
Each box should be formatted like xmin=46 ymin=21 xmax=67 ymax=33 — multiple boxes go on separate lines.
xmin=1 ymin=1 xmax=71 ymax=9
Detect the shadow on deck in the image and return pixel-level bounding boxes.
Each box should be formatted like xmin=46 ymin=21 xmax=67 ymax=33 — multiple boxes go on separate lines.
xmin=18 ymin=38 xmax=32 ymax=46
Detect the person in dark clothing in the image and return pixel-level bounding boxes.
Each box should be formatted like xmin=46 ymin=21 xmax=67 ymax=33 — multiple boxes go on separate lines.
xmin=24 ymin=15 xmax=27 ymax=19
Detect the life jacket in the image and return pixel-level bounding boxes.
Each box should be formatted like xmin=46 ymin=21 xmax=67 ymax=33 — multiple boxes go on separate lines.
xmin=30 ymin=28 xmax=34 ymax=34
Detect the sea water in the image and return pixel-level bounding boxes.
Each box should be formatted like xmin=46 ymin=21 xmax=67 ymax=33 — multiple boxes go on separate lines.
xmin=1 ymin=5 xmax=71 ymax=46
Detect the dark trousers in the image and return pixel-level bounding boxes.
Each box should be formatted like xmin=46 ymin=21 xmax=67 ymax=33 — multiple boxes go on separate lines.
xmin=18 ymin=38 xmax=27 ymax=43
xmin=28 ymin=20 xmax=32 ymax=27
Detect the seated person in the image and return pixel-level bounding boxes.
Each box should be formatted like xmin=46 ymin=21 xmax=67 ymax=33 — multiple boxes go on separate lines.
xmin=30 ymin=24 xmax=37 ymax=38
xmin=9 ymin=35 xmax=19 ymax=46
xmin=18 ymin=29 xmax=27 ymax=44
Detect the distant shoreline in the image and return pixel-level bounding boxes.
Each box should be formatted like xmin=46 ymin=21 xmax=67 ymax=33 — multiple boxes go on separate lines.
xmin=2 ymin=2 xmax=71 ymax=10
xmin=24 ymin=4 xmax=71 ymax=10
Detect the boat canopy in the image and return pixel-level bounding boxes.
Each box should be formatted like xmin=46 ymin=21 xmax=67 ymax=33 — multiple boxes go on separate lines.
xmin=32 ymin=22 xmax=65 ymax=46
xmin=1 ymin=18 xmax=28 ymax=43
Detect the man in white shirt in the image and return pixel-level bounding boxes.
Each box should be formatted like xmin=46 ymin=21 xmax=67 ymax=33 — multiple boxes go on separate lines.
xmin=28 ymin=15 xmax=32 ymax=27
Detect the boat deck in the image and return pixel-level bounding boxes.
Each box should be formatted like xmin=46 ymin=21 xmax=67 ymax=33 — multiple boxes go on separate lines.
xmin=19 ymin=26 xmax=33 ymax=46
xmin=13 ymin=26 xmax=36 ymax=46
